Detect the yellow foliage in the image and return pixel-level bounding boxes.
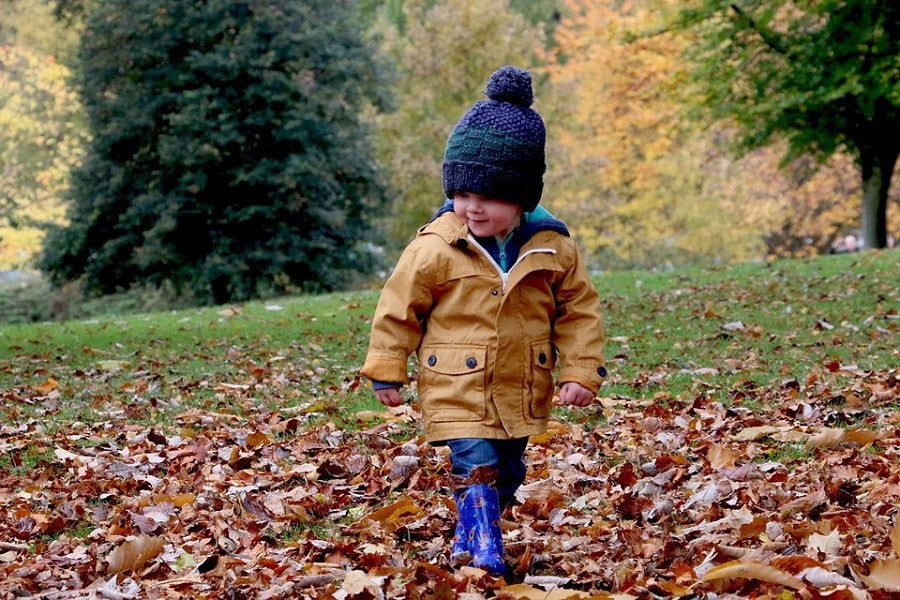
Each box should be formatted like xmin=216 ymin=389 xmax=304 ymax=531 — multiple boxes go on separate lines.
xmin=542 ymin=0 xmax=871 ymax=266
xmin=370 ymin=0 xmax=545 ymax=255
xmin=0 ymin=42 xmax=85 ymax=268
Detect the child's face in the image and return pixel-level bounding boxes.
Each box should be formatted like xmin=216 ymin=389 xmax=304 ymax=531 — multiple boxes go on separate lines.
xmin=453 ymin=192 xmax=522 ymax=239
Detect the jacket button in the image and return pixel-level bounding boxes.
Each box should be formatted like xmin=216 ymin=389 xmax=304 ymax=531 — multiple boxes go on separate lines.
xmin=465 ymin=357 xmax=477 ymax=369
xmin=427 ymin=355 xmax=437 ymax=367
xmin=538 ymin=352 xmax=547 ymax=364
xmin=597 ymin=366 xmax=608 ymax=377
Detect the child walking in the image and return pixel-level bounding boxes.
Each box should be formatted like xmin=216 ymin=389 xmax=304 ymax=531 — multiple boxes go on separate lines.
xmin=360 ymin=66 xmax=606 ymax=576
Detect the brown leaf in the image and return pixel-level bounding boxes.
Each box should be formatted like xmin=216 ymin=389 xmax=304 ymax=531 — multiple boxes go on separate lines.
xmin=497 ymin=584 xmax=596 ymax=599
xmin=890 ymin=518 xmax=900 ymax=557
xmin=245 ymin=430 xmax=271 ymax=449
xmin=700 ymin=560 xmax=804 ymax=590
xmin=805 ymin=427 xmax=846 ymax=449
xmin=730 ymin=425 xmax=784 ymax=441
xmin=843 ymin=427 xmax=879 ymax=446
xmin=359 ymin=496 xmax=424 ymax=529
xmin=706 ymin=443 xmax=738 ymax=469
xmin=859 ymin=559 xmax=900 ymax=591
xmin=129 ymin=511 xmax=163 ymax=534
xmin=107 ymin=535 xmax=165 ymax=574
xmin=32 ymin=377 xmax=59 ymax=395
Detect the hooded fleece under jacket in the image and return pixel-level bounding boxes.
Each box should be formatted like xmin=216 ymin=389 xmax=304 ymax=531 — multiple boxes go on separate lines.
xmin=360 ymin=205 xmax=606 ymax=444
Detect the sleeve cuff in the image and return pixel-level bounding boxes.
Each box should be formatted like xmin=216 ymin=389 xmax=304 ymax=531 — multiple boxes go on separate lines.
xmin=372 ymin=380 xmax=403 ymax=391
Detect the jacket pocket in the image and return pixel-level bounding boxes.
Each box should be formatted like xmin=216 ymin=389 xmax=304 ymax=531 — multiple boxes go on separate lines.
xmin=417 ymin=344 xmax=487 ymax=422
xmin=528 ymin=340 xmax=556 ymax=419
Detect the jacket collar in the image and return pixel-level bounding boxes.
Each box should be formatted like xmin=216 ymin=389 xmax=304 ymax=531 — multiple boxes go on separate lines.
xmin=428 ymin=199 xmax=570 ymax=240
xmin=417 ymin=211 xmax=470 ymax=246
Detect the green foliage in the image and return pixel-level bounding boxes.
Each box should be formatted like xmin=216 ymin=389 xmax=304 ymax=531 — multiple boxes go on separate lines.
xmin=40 ymin=0 xmax=392 ymax=304
xmin=369 ymin=0 xmax=545 ymax=255
xmin=679 ymin=0 xmax=899 ymax=248
xmin=0 ymin=0 xmax=85 ymax=267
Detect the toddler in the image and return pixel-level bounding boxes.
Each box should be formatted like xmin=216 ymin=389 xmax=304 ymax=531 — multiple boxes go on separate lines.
xmin=361 ymin=65 xmax=606 ymax=575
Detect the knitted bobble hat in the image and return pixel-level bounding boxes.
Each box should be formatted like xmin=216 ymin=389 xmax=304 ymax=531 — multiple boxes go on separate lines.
xmin=442 ymin=65 xmax=546 ymax=212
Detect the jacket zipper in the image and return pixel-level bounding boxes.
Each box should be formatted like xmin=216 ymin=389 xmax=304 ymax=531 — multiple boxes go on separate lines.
xmin=467 ymin=234 xmax=557 ymax=294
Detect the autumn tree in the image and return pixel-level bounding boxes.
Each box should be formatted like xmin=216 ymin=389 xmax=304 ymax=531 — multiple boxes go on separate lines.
xmin=369 ymin=0 xmax=545 ymax=254
xmin=0 ymin=0 xmax=84 ymax=268
xmin=678 ymin=0 xmax=899 ymax=249
xmin=545 ymin=0 xmax=778 ymax=266
xmin=40 ymin=0 xmax=391 ymax=303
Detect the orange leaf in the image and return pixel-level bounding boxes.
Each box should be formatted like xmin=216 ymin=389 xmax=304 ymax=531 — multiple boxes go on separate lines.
xmin=859 ymin=559 xmax=900 ymax=591
xmin=706 ymin=443 xmax=738 ymax=469
xmin=805 ymin=427 xmax=846 ymax=450
xmin=843 ymin=427 xmax=879 ymax=446
xmin=361 ymin=496 xmax=423 ymax=527
xmin=245 ymin=430 xmax=271 ymax=449
xmin=33 ymin=378 xmax=59 ymax=395
xmin=106 ymin=536 xmax=165 ymax=574
xmin=700 ymin=560 xmax=804 ymax=590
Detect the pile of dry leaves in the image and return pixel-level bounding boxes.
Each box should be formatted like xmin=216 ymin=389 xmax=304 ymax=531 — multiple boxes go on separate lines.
xmin=1 ymin=365 xmax=898 ymax=599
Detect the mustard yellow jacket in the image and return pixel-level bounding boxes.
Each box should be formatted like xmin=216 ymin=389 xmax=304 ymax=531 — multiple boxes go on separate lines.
xmin=360 ymin=211 xmax=606 ymax=443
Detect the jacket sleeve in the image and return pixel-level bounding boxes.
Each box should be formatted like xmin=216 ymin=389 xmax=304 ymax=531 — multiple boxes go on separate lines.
xmin=552 ymin=243 xmax=607 ymax=393
xmin=360 ymin=240 xmax=434 ymax=384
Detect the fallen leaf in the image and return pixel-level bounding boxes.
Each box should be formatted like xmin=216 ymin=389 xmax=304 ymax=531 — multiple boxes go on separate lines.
xmin=498 ymin=583 xmax=595 ymax=599
xmin=707 ymin=443 xmax=739 ymax=469
xmin=891 ymin=519 xmax=900 ymax=556
xmin=97 ymin=360 xmax=129 ymax=371
xmin=843 ymin=427 xmax=879 ymax=446
xmin=107 ymin=536 xmax=165 ymax=574
xmin=360 ymin=496 xmax=423 ymax=527
xmin=731 ymin=425 xmax=784 ymax=441
xmin=337 ymin=570 xmax=386 ymax=599
xmin=798 ymin=566 xmax=857 ymax=588
xmin=807 ymin=530 xmax=842 ymax=556
xmin=805 ymin=427 xmax=847 ymax=450
xmin=699 ymin=560 xmax=804 ymax=590
xmin=859 ymin=559 xmax=900 ymax=591
xmin=33 ymin=378 xmax=59 ymax=395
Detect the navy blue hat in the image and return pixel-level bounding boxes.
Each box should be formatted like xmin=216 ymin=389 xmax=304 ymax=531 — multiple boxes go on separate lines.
xmin=442 ymin=66 xmax=546 ymax=212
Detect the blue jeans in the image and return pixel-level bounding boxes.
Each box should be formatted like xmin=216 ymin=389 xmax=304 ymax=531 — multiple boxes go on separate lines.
xmin=447 ymin=438 xmax=528 ymax=510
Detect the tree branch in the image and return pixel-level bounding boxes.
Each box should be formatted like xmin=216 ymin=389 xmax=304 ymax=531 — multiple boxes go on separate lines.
xmin=730 ymin=3 xmax=789 ymax=54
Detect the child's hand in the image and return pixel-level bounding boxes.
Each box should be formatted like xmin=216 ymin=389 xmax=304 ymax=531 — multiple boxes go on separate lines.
xmin=558 ymin=382 xmax=595 ymax=407
xmin=375 ymin=387 xmax=404 ymax=407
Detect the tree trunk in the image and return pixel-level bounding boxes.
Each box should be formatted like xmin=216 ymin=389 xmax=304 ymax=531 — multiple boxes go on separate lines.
xmin=859 ymin=145 xmax=898 ymax=249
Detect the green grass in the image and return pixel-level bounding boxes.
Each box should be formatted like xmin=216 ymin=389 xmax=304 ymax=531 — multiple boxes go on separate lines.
xmin=1 ymin=250 xmax=897 ymax=432
xmin=0 ymin=442 xmax=56 ymax=476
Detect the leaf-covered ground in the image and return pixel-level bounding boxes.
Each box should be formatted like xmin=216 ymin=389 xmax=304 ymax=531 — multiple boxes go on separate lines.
xmin=1 ymin=251 xmax=898 ymax=599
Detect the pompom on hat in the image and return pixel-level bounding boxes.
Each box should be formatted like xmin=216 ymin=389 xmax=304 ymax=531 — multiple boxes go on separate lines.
xmin=442 ymin=66 xmax=546 ymax=212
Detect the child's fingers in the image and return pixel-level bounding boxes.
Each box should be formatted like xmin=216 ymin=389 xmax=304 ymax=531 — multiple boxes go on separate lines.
xmin=387 ymin=391 xmax=403 ymax=406
xmin=375 ymin=388 xmax=403 ymax=407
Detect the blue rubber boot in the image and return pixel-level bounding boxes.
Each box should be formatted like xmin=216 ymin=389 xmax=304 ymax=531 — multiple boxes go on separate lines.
xmin=450 ymin=511 xmax=471 ymax=564
xmin=451 ymin=488 xmax=471 ymax=564
xmin=456 ymin=484 xmax=505 ymax=576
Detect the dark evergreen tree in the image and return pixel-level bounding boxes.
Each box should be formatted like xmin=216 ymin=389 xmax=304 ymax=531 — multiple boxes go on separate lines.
xmin=41 ymin=0 xmax=390 ymax=303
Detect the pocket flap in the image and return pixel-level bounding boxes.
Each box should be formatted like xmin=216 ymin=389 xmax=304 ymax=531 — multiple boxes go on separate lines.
xmin=420 ymin=345 xmax=487 ymax=376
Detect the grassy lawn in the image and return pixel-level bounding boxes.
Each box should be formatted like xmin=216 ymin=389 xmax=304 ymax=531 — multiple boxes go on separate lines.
xmin=2 ymin=250 xmax=896 ymax=431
